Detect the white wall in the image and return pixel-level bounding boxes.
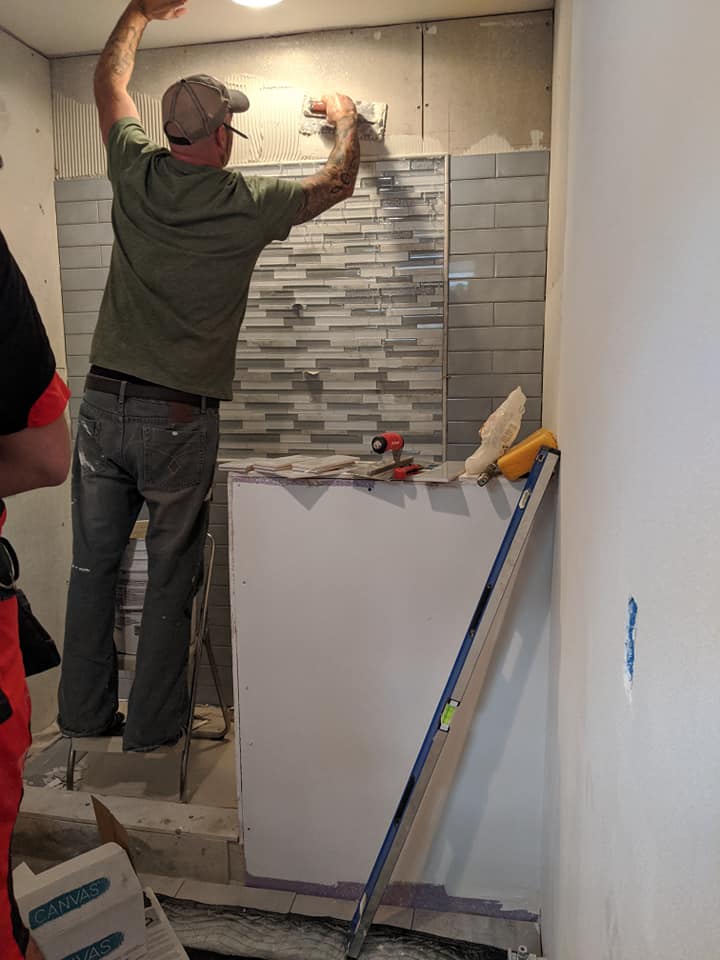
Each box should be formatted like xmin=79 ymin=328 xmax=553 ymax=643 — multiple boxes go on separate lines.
xmin=0 ymin=30 xmax=71 ymax=731
xmin=542 ymin=1 xmax=720 ymax=956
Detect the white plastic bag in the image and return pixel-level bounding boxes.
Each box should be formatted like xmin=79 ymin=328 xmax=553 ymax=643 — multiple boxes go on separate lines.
xmin=462 ymin=387 xmax=527 ymax=478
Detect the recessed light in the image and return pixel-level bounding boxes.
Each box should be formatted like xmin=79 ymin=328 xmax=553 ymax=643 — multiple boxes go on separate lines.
xmin=232 ymin=0 xmax=283 ymax=7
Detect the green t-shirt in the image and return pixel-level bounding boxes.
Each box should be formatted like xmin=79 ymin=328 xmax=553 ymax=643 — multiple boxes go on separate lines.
xmin=90 ymin=118 xmax=304 ymax=399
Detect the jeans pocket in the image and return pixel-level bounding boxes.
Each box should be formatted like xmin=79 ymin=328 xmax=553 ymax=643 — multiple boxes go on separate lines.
xmin=143 ymin=419 xmax=207 ymax=492
xmin=77 ymin=404 xmax=105 ymax=475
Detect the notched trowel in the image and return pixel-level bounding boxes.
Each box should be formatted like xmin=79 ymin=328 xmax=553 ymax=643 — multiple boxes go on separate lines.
xmin=300 ymin=95 xmax=388 ymax=142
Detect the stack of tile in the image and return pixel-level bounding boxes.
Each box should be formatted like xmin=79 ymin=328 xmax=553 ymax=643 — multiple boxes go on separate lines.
xmin=113 ymin=539 xmax=147 ymax=667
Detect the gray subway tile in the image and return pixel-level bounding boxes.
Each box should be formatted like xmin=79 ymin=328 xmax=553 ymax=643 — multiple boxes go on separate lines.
xmin=494 ymin=202 xmax=548 ymax=228
xmin=98 ymin=200 xmax=113 ymax=221
xmin=448 ymin=304 xmax=494 ymax=328
xmin=449 ymin=373 xmax=542 ymax=398
xmin=58 ymin=223 xmax=115 ymax=247
xmin=101 ymin=245 xmax=114 ymax=267
xmin=517 ymin=420 xmax=542 ymax=441
xmin=62 ymin=290 xmax=104 ymax=312
xmin=56 ymin=201 xmax=99 ymax=225
xmin=66 ymin=333 xmax=94 ymax=356
xmin=55 ymin=179 xmax=113 ymax=202
xmin=495 ymin=252 xmax=547 ymax=277
xmin=496 ymin=151 xmax=550 ymax=177
xmin=448 ymin=421 xmax=486 ymax=444
xmin=447 ymin=398 xmax=492 ymax=420
xmin=449 ymin=154 xmax=496 ymax=181
xmin=64 ymin=313 xmax=99 ymax=335
xmin=524 ymin=398 xmax=542 ymax=421
xmin=449 ymin=255 xmax=494 ymax=280
xmin=449 ymin=326 xmax=543 ymax=351
xmin=447 ymin=443 xmax=477 ymax=459
xmin=61 ymin=267 xmax=109 ymax=291
xmin=450 ymin=227 xmax=547 ymax=255
xmin=59 ymin=247 xmax=102 ymax=269
xmin=492 ymin=349 xmax=543 ymax=373
xmin=451 ymin=176 xmax=547 ymax=205
xmin=449 ymin=277 xmax=545 ymax=303
xmin=448 ymin=352 xmax=493 ymax=375
xmin=67 ymin=355 xmax=91 ymax=378
xmin=450 ymin=204 xmax=495 ymax=230
xmin=67 ymin=376 xmax=86 ymax=397
xmin=494 ymin=301 xmax=546 ymax=325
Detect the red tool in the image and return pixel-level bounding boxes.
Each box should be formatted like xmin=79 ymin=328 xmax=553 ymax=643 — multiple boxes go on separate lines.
xmin=370 ymin=433 xmax=422 ymax=480
xmin=371 ymin=432 xmax=404 ymax=455
xmin=392 ymin=464 xmax=421 ymax=481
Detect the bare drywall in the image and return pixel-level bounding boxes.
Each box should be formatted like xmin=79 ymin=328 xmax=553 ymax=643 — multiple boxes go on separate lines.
xmin=230 ymin=475 xmax=555 ymax=915
xmin=0 ymin=30 xmax=71 ymax=731
xmin=542 ymin=0 xmax=720 ymax=956
xmin=50 ymin=13 xmax=553 ymax=178
xmin=424 ymin=15 xmax=553 ymax=155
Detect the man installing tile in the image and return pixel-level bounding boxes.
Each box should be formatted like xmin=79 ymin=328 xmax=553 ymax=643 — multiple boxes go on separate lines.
xmin=58 ymin=0 xmax=360 ymax=751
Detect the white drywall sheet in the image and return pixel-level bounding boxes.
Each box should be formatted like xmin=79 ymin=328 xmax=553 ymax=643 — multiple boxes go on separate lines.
xmin=228 ymin=475 xmax=554 ymax=912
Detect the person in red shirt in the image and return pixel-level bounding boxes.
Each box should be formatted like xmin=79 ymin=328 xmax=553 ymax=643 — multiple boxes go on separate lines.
xmin=0 ymin=228 xmax=71 ymax=960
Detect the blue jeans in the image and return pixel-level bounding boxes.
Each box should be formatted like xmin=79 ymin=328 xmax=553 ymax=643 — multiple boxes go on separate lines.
xmin=57 ymin=388 xmax=219 ymax=751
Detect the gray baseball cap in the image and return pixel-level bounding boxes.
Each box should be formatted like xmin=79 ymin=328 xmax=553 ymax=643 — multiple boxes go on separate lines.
xmin=162 ymin=74 xmax=250 ymax=145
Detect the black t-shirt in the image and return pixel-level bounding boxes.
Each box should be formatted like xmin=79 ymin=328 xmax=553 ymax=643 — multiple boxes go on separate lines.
xmin=0 ymin=229 xmax=56 ymax=436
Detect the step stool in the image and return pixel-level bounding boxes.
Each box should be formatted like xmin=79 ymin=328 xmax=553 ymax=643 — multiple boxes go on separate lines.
xmin=65 ymin=520 xmax=232 ymax=801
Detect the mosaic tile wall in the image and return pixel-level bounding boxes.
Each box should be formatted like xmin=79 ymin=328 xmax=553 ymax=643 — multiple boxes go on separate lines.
xmin=225 ymin=157 xmax=445 ymax=459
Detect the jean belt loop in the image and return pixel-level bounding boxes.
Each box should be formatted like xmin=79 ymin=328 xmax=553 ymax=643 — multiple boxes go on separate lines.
xmin=118 ymin=380 xmax=127 ymax=407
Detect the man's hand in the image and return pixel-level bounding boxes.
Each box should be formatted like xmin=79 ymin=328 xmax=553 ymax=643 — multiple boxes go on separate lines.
xmin=319 ymin=93 xmax=358 ymax=127
xmin=293 ymin=91 xmax=360 ymax=225
xmin=133 ymin=0 xmax=189 ymax=20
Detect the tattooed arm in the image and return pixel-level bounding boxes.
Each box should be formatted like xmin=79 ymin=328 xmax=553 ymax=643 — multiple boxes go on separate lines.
xmin=293 ymin=94 xmax=360 ymax=224
xmin=94 ymin=0 xmax=188 ymax=145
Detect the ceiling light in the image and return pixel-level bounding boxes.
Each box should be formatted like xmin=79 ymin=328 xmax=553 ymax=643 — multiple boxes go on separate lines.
xmin=232 ymin=0 xmax=283 ymax=7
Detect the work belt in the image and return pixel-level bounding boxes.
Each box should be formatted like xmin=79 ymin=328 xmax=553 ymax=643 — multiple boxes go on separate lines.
xmin=85 ymin=372 xmax=220 ymax=410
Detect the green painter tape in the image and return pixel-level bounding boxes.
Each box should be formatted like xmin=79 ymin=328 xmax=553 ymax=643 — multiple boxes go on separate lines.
xmin=440 ymin=701 xmax=457 ymax=729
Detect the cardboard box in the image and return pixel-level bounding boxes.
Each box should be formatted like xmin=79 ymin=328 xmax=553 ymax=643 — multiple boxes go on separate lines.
xmin=14 ymin=842 xmax=146 ymax=960
xmin=14 ymin=797 xmax=189 ymax=960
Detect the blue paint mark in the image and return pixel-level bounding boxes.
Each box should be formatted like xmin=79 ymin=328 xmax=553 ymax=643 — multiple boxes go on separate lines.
xmin=625 ymin=597 xmax=638 ymax=696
